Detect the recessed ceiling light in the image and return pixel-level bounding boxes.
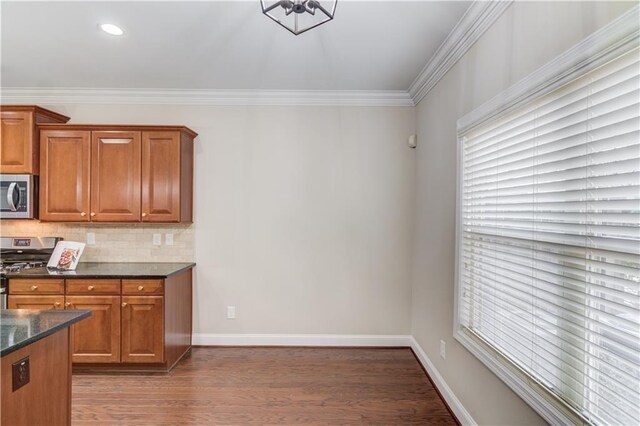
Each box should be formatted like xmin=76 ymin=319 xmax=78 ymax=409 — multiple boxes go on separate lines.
xmin=100 ymin=23 xmax=124 ymax=36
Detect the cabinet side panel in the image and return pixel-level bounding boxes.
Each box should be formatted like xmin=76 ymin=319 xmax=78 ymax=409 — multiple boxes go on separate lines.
xmin=0 ymin=329 xmax=71 ymax=426
xmin=180 ymin=132 xmax=194 ymax=223
xmin=164 ymin=268 xmax=193 ymax=368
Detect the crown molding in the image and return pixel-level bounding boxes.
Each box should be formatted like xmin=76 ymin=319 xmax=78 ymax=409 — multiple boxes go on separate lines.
xmin=408 ymin=0 xmax=512 ymax=105
xmin=0 ymin=87 xmax=414 ymax=107
xmin=0 ymin=1 xmax=512 ymax=108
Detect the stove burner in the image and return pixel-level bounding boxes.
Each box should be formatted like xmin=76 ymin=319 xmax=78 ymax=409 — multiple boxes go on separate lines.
xmin=0 ymin=261 xmax=47 ymax=274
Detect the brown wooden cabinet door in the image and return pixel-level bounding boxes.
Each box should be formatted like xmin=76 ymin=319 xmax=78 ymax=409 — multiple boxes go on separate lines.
xmin=65 ymin=295 xmax=121 ymax=363
xmin=141 ymin=131 xmax=181 ymax=222
xmin=121 ymin=296 xmax=164 ymax=363
xmin=91 ymin=131 xmax=141 ymax=222
xmin=0 ymin=111 xmax=33 ymax=174
xmin=8 ymin=295 xmax=64 ymax=310
xmin=40 ymin=130 xmax=91 ymax=221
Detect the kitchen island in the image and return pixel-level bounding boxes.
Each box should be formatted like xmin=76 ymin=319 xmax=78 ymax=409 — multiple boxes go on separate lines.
xmin=1 ymin=309 xmax=91 ymax=426
xmin=5 ymin=263 xmax=195 ymax=372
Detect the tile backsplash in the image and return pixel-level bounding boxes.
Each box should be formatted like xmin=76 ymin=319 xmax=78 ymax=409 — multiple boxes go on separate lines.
xmin=0 ymin=222 xmax=193 ymax=263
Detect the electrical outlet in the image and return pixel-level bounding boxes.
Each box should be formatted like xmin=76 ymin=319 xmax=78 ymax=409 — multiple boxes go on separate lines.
xmin=86 ymin=232 xmax=96 ymax=245
xmin=440 ymin=340 xmax=446 ymax=359
xmin=227 ymin=306 xmax=236 ymax=319
xmin=165 ymin=233 xmax=174 ymax=246
xmin=152 ymin=233 xmax=162 ymax=246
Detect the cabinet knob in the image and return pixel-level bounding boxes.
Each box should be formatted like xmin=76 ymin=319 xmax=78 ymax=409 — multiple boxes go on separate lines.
xmin=80 ymin=212 xmax=87 ymax=217
xmin=65 ymin=302 xmax=71 ymax=307
xmin=87 ymin=285 xmax=94 ymax=291
xmin=30 ymin=285 xmax=38 ymax=291
xmin=54 ymin=302 xmax=61 ymax=307
xmin=142 ymin=213 xmax=147 ymax=217
xmin=90 ymin=212 xmax=96 ymax=217
xmin=122 ymin=302 xmax=128 ymax=307
xmin=138 ymin=285 xmax=144 ymax=291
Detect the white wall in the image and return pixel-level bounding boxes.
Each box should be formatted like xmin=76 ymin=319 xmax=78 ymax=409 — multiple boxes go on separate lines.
xmin=23 ymin=104 xmax=416 ymax=336
xmin=411 ymin=1 xmax=636 ymax=425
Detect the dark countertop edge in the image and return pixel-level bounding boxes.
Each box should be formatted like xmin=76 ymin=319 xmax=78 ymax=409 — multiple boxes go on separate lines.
xmin=4 ymin=263 xmax=196 ymax=279
xmin=164 ymin=263 xmax=196 ymax=278
xmin=1 ymin=310 xmax=92 ymax=357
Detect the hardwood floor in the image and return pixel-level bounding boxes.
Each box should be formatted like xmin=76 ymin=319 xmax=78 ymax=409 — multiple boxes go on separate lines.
xmin=72 ymin=347 xmax=457 ymax=425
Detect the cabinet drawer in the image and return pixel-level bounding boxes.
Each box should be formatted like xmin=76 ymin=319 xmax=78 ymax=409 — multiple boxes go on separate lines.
xmin=8 ymin=295 xmax=65 ymax=309
xmin=66 ymin=279 xmax=121 ymax=295
xmin=9 ymin=279 xmax=64 ymax=294
xmin=122 ymin=279 xmax=163 ymax=295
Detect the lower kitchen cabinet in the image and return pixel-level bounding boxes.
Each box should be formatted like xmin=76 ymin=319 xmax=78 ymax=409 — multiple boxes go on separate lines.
xmin=7 ymin=268 xmax=193 ymax=372
xmin=121 ymin=296 xmax=164 ymax=363
xmin=65 ymin=296 xmax=121 ymax=363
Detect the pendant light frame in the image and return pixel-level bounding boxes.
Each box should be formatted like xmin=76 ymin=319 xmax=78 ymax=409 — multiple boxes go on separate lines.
xmin=261 ymin=0 xmax=337 ymax=35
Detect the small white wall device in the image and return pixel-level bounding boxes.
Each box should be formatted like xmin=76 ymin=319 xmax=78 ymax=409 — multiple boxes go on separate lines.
xmin=408 ymin=134 xmax=417 ymax=149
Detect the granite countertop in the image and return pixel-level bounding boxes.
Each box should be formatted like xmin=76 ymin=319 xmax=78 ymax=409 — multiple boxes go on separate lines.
xmin=4 ymin=262 xmax=195 ymax=279
xmin=1 ymin=309 xmax=91 ymax=357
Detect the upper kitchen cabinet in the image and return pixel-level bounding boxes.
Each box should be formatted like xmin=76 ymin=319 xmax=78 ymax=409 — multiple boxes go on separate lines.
xmin=0 ymin=105 xmax=70 ymax=174
xmin=142 ymin=131 xmax=193 ymax=223
xmin=38 ymin=124 xmax=196 ymax=223
xmin=40 ymin=130 xmax=91 ymax=222
xmin=91 ymin=131 xmax=142 ymax=222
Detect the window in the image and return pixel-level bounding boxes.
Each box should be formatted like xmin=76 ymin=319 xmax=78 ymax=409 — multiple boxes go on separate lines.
xmin=455 ymin=10 xmax=639 ymax=426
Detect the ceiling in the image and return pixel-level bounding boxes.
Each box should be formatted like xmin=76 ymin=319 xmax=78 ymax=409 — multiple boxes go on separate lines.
xmin=1 ymin=1 xmax=471 ymax=91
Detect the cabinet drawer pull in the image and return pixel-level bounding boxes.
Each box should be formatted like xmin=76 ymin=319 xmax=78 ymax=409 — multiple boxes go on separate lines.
xmin=122 ymin=302 xmax=128 ymax=307
xmin=30 ymin=285 xmax=38 ymax=291
xmin=87 ymin=285 xmax=94 ymax=291
xmin=80 ymin=212 xmax=87 ymax=217
xmin=65 ymin=302 xmax=71 ymax=307
xmin=138 ymin=286 xmax=144 ymax=291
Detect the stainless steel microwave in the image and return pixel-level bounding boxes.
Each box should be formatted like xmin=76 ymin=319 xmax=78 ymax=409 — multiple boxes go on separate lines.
xmin=0 ymin=174 xmax=38 ymax=219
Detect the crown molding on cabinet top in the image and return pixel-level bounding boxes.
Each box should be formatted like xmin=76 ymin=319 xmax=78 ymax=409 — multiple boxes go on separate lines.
xmin=408 ymin=0 xmax=513 ymax=105
xmin=0 ymin=87 xmax=415 ymax=107
xmin=0 ymin=1 xmax=512 ymax=108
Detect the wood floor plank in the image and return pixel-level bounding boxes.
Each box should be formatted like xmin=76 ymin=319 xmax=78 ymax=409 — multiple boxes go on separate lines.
xmin=72 ymin=347 xmax=457 ymax=425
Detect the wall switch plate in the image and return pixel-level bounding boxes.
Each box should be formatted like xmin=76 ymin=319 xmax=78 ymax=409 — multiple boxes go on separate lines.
xmin=12 ymin=357 xmax=30 ymax=391
xmin=227 ymin=306 xmax=236 ymax=319
xmin=152 ymin=233 xmax=162 ymax=246
xmin=165 ymin=233 xmax=174 ymax=246
xmin=440 ymin=340 xmax=446 ymax=359
xmin=86 ymin=232 xmax=96 ymax=245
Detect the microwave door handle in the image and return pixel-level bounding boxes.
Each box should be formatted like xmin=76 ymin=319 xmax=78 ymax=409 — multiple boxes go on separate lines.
xmin=6 ymin=182 xmax=18 ymax=211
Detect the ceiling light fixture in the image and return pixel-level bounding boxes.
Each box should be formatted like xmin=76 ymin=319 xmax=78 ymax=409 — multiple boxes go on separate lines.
xmin=261 ymin=0 xmax=337 ymax=36
xmin=100 ymin=23 xmax=124 ymax=36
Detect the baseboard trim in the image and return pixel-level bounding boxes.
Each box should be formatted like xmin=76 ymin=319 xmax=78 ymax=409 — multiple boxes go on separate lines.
xmin=410 ymin=337 xmax=477 ymax=426
xmin=192 ymin=333 xmax=412 ymax=347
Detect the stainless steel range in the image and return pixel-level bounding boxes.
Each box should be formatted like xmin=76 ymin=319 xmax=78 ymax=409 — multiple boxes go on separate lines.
xmin=0 ymin=237 xmax=62 ymax=308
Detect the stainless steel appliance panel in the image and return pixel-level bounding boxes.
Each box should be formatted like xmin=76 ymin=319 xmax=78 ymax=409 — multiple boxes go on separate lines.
xmin=0 ymin=174 xmax=38 ymax=219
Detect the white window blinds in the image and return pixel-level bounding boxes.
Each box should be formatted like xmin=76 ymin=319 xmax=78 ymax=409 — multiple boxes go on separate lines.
xmin=458 ymin=47 xmax=640 ymax=425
